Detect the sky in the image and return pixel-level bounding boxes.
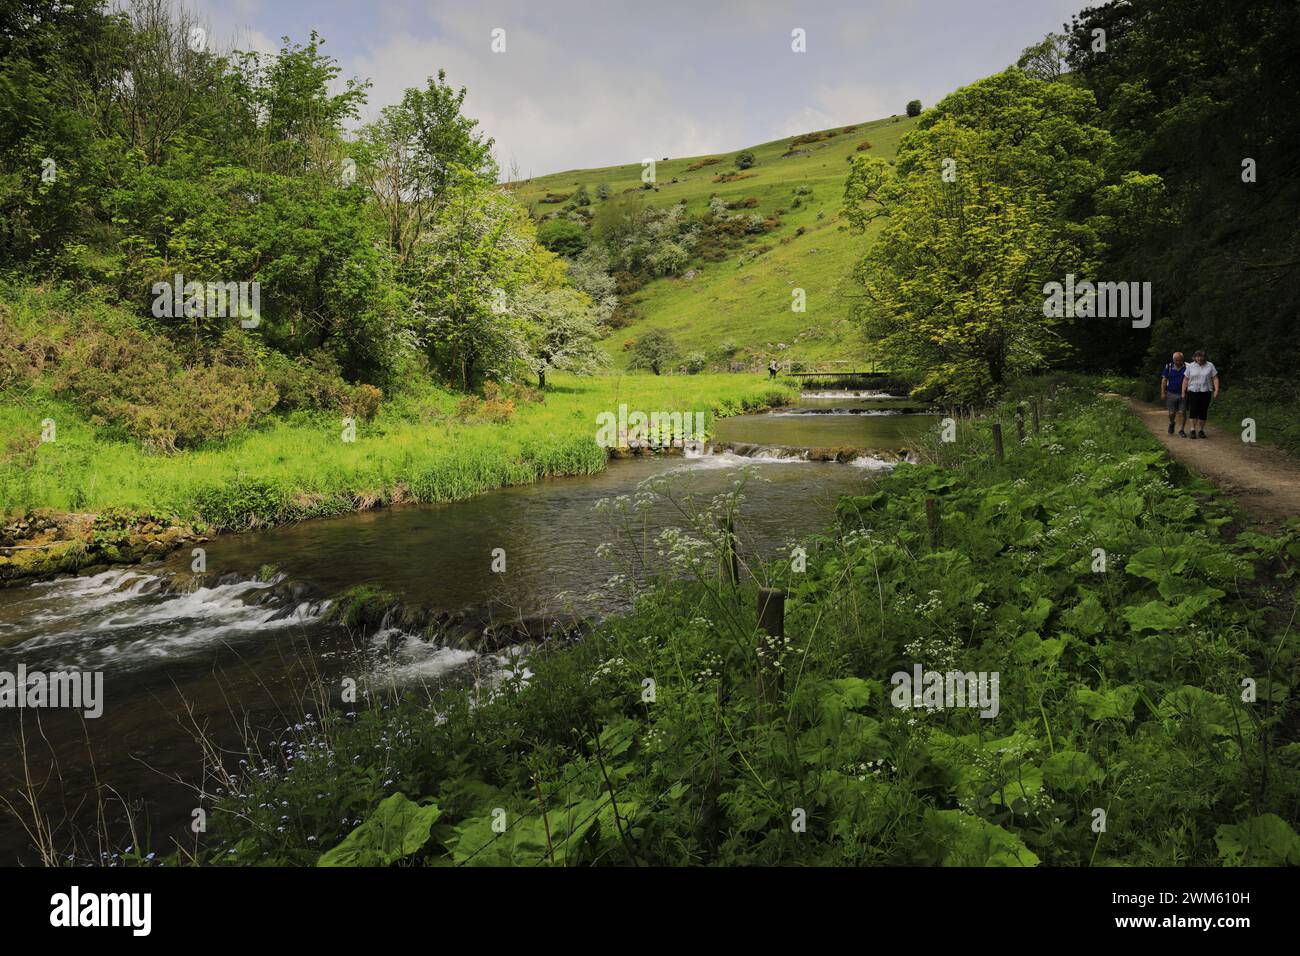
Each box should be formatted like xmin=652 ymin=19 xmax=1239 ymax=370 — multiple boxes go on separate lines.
xmin=190 ymin=0 xmax=1085 ymax=179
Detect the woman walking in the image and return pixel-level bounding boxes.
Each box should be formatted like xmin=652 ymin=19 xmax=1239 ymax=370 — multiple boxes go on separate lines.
xmin=1182 ymin=350 xmax=1220 ymax=439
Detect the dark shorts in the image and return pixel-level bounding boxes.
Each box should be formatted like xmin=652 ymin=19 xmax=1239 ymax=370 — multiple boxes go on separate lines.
xmin=1187 ymin=391 xmax=1212 ymax=419
xmin=1165 ymin=394 xmax=1184 ymax=413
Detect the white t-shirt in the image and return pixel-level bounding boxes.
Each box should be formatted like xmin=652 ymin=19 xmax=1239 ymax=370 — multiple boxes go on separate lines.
xmin=1185 ymin=361 xmax=1218 ymax=393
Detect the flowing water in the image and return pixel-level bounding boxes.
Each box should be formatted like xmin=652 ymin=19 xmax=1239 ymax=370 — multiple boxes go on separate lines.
xmin=0 ymin=392 xmax=935 ymax=862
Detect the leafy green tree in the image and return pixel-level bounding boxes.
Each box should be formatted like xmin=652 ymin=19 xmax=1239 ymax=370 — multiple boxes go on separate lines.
xmin=517 ymin=269 xmax=609 ymax=388
xmin=410 ymin=171 xmax=536 ymax=388
xmin=846 ymin=71 xmax=1110 ymax=400
xmin=1063 ymin=0 xmax=1300 ymax=376
xmin=229 ymin=30 xmax=370 ymax=176
xmin=536 ymin=218 xmax=588 ymax=257
xmin=906 ymin=99 xmax=922 ymax=117
xmin=359 ymin=70 xmax=496 ymax=267
xmin=627 ymin=328 xmax=680 ymax=376
xmin=1016 ymin=32 xmax=1069 ymax=82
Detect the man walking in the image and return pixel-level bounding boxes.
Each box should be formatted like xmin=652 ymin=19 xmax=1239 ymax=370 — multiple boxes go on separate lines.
xmin=1160 ymin=351 xmax=1188 ymax=437
xmin=768 ymin=359 xmax=778 ymax=380
xmin=1182 ymin=350 xmax=1220 ymax=439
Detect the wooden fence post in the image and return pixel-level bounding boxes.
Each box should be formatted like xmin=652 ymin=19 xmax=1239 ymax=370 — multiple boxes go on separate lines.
xmin=720 ymin=515 xmax=740 ymax=587
xmin=991 ymin=422 xmax=1004 ymax=462
xmin=756 ymin=588 xmax=786 ymax=710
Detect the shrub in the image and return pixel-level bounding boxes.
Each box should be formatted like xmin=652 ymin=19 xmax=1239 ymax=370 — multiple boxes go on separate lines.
xmin=536 ymin=219 xmax=589 ymax=257
xmin=683 ymin=351 xmax=708 ymax=374
xmin=345 ymin=384 xmax=383 ymax=422
xmin=627 ymin=329 xmax=680 ymax=375
xmin=906 ymin=99 xmax=923 ymax=117
xmin=0 ymin=310 xmax=55 ymax=389
xmin=53 ymin=326 xmax=275 ymax=451
xmin=735 ymin=150 xmax=756 ymax=170
xmin=856 ymin=140 xmax=874 ymax=151
xmin=262 ymin=349 xmax=351 ymax=412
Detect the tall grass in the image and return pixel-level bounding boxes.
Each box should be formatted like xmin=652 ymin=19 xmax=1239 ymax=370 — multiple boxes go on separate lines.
xmin=1 ymin=373 xmax=795 ymax=530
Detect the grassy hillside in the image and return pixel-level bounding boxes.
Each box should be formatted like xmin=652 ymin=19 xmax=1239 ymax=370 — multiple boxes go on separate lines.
xmin=509 ymin=114 xmax=922 ymax=370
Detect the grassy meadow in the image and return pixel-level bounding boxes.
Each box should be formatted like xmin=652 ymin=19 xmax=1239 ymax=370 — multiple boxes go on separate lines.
xmin=509 ymin=114 xmax=922 ymax=368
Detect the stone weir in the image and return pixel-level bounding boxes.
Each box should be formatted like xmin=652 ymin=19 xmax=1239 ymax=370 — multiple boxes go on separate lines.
xmin=702 ymin=441 xmax=915 ymax=464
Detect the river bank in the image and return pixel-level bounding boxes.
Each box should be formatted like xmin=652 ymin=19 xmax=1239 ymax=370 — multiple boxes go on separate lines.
xmin=198 ymin=383 xmax=1299 ymax=867
xmin=0 ymin=389 xmax=930 ymax=863
xmin=0 ymin=373 xmax=797 ymax=583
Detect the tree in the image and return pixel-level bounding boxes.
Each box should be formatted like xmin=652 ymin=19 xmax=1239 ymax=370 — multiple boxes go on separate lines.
xmin=1016 ymin=32 xmax=1069 ymax=82
xmin=846 ymin=71 xmax=1111 ymax=401
xmin=906 ymin=99 xmax=922 ymax=117
xmin=536 ymin=218 xmax=588 ymax=257
xmin=411 ymin=171 xmax=535 ymax=389
xmin=566 ymin=245 xmax=618 ymax=326
xmin=627 ymin=328 xmax=679 ymax=375
xmin=359 ymin=70 xmax=496 ymax=268
xmin=735 ymin=150 xmax=755 ymax=170
xmin=1061 ymin=0 xmax=1300 ymax=377
xmin=518 ymin=280 xmax=609 ymax=388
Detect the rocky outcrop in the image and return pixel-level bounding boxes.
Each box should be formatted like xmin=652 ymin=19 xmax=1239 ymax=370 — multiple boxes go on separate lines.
xmin=0 ymin=508 xmax=202 ymax=585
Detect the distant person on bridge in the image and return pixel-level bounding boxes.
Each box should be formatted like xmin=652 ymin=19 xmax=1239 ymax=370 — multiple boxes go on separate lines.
xmin=1182 ymin=350 xmax=1220 ymax=440
xmin=768 ymin=360 xmax=777 ymax=380
xmin=1160 ymin=351 xmax=1188 ymax=437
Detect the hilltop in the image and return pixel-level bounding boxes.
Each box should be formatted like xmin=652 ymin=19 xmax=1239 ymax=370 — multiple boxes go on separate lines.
xmin=508 ymin=113 xmax=922 ymax=370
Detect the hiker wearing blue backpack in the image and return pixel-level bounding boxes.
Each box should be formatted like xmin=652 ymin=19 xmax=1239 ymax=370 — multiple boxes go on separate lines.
xmin=1160 ymin=351 xmax=1188 ymax=437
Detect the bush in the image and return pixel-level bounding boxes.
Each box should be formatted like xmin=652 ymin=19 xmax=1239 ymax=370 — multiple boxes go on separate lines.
xmin=627 ymin=329 xmax=680 ymax=376
xmin=0 ymin=310 xmax=55 ymax=389
xmin=53 ymin=325 xmax=276 ymax=452
xmin=683 ymin=351 xmax=707 ymax=374
xmin=906 ymin=99 xmax=923 ymax=117
xmin=345 ymin=384 xmax=383 ymax=422
xmin=262 ymin=349 xmax=351 ymax=412
xmin=536 ymin=219 xmax=589 ymax=257
xmin=735 ymin=150 xmax=755 ymax=170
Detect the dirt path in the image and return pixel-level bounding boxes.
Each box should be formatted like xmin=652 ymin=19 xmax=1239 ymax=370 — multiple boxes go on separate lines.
xmin=1120 ymin=396 xmax=1300 ymax=521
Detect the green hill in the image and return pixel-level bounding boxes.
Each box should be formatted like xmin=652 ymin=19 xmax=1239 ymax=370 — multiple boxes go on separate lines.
xmin=509 ymin=113 xmax=922 ymax=371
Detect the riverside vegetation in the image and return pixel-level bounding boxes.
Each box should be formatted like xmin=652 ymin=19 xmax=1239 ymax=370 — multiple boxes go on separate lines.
xmin=1 ymin=282 xmax=792 ymax=577
xmin=197 ymin=384 xmax=1300 ymax=867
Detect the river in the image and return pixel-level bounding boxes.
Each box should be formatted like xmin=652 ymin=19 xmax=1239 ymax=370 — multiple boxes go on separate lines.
xmin=0 ymin=392 xmax=934 ymax=863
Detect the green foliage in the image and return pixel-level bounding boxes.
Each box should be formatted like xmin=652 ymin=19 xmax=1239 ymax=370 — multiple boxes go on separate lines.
xmin=536 ymin=218 xmax=589 ymax=257
xmin=846 ymin=70 xmax=1110 ymax=400
xmin=204 ymin=386 xmax=1300 ymax=866
xmin=317 ymin=793 xmax=442 ymax=867
xmin=735 ymin=150 xmax=756 ymax=170
xmin=906 ymin=99 xmax=922 ymax=117
xmin=626 ymin=328 xmax=680 ymax=375
xmin=1063 ymin=0 xmax=1299 ymax=379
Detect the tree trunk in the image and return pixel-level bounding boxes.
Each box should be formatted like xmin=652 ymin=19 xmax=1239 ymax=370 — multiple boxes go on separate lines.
xmin=538 ymin=368 xmax=546 ymax=389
